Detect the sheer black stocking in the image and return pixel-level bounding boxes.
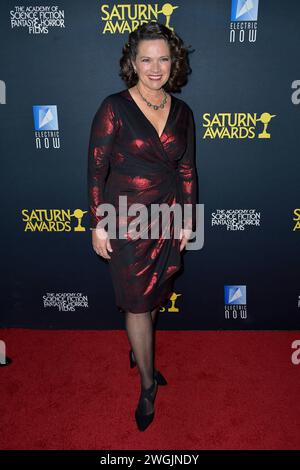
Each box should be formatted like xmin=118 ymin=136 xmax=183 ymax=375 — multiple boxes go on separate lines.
xmin=125 ymin=309 xmax=159 ymax=414
xmin=129 ymin=307 xmax=160 ymax=371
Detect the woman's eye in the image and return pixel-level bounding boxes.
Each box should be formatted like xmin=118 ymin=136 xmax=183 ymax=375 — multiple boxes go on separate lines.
xmin=141 ymin=58 xmax=169 ymax=62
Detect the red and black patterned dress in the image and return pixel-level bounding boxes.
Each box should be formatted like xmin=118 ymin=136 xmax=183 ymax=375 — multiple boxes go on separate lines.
xmin=87 ymin=88 xmax=197 ymax=314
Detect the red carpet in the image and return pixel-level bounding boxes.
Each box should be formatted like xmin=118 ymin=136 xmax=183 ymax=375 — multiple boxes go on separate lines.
xmin=0 ymin=329 xmax=300 ymax=450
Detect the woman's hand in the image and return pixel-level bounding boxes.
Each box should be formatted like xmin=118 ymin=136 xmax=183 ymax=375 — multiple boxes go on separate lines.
xmin=179 ymin=228 xmax=192 ymax=252
xmin=92 ymin=227 xmax=113 ymax=260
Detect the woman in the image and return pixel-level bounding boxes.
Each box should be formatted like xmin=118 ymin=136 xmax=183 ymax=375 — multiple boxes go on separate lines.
xmin=87 ymin=21 xmax=197 ymax=431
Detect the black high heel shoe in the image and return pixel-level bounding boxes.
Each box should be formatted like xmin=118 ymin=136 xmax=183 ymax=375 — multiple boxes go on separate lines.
xmin=129 ymin=349 xmax=168 ymax=386
xmin=135 ymin=378 xmax=158 ymax=432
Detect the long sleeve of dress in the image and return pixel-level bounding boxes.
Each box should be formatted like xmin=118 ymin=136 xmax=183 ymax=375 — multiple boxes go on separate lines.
xmin=87 ymin=97 xmax=118 ymax=230
xmin=177 ymin=106 xmax=197 ymax=232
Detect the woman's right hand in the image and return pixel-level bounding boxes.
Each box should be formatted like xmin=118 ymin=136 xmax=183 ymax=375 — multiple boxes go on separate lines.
xmin=92 ymin=227 xmax=113 ymax=260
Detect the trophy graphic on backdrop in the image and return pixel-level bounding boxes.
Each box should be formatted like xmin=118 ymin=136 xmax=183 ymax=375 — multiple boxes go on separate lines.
xmin=73 ymin=209 xmax=87 ymax=231
xmin=160 ymin=292 xmax=182 ymax=313
xmin=257 ymin=112 xmax=276 ymax=139
xmin=157 ymin=3 xmax=179 ymax=31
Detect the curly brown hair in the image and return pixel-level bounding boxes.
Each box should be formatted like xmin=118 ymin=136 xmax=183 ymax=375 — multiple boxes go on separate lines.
xmin=119 ymin=21 xmax=193 ymax=93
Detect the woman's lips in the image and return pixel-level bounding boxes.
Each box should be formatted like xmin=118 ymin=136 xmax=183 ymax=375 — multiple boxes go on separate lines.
xmin=148 ymin=75 xmax=162 ymax=80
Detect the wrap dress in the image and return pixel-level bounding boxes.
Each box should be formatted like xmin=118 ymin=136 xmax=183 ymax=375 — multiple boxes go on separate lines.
xmin=87 ymin=88 xmax=197 ymax=313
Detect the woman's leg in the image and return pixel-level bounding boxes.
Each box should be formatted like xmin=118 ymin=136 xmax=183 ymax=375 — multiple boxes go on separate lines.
xmin=130 ymin=307 xmax=160 ymax=366
xmin=125 ymin=310 xmax=157 ymax=414
xmin=125 ymin=310 xmax=154 ymax=389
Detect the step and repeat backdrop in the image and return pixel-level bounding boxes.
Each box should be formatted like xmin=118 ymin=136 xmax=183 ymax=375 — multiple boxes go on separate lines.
xmin=1 ymin=0 xmax=299 ymax=329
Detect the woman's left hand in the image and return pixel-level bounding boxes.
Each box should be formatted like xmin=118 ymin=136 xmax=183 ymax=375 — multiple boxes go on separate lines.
xmin=179 ymin=228 xmax=192 ymax=251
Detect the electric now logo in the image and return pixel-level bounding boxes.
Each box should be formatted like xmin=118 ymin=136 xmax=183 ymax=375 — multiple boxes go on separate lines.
xmin=291 ymin=340 xmax=300 ymax=365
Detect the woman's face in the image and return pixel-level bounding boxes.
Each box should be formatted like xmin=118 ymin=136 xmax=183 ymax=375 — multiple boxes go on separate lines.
xmin=132 ymin=39 xmax=171 ymax=91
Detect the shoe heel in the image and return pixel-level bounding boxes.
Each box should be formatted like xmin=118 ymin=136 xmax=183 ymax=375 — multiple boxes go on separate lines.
xmin=154 ymin=369 xmax=168 ymax=386
xmin=129 ymin=349 xmax=136 ymax=368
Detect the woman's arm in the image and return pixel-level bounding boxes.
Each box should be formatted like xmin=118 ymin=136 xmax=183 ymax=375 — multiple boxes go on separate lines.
xmin=87 ymin=96 xmax=118 ymax=259
xmin=177 ymin=106 xmax=198 ymax=235
xmin=87 ymin=96 xmax=118 ymax=230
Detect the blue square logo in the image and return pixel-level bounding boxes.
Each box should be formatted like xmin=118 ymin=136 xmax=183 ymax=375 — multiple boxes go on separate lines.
xmin=33 ymin=105 xmax=58 ymax=131
xmin=224 ymin=285 xmax=246 ymax=305
xmin=231 ymin=0 xmax=259 ymax=21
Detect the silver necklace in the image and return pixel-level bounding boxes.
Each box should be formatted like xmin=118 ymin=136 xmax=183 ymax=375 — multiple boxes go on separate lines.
xmin=136 ymin=85 xmax=167 ymax=110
